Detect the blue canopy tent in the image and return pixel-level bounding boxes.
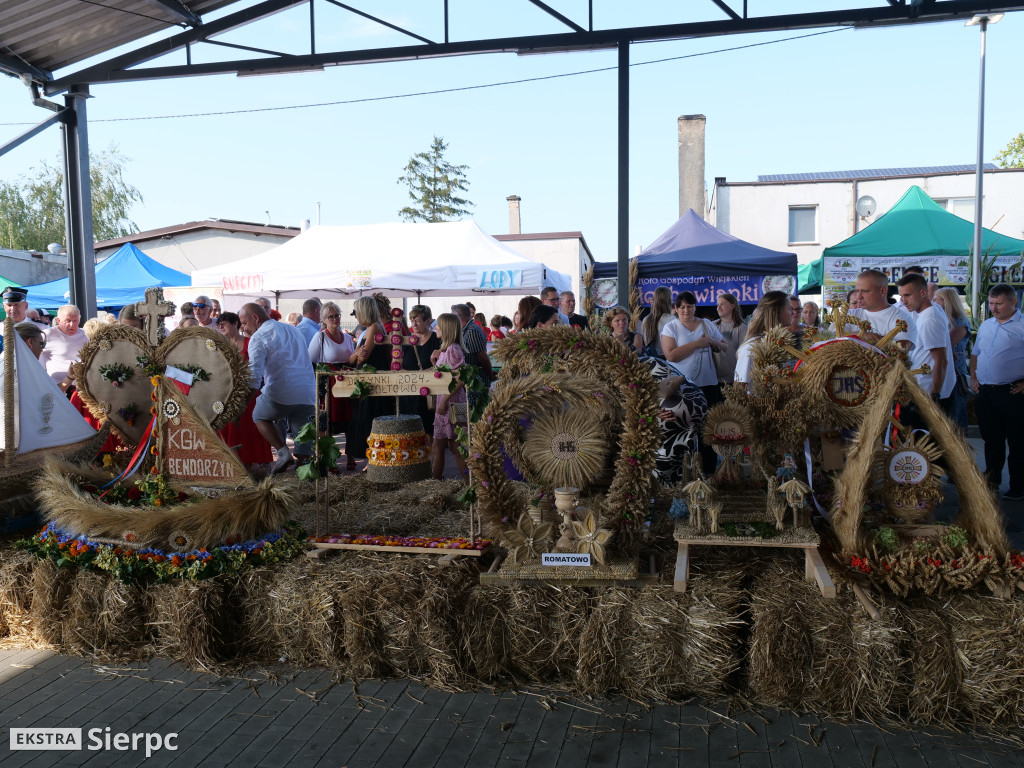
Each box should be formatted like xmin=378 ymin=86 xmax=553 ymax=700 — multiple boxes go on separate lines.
xmin=592 ymin=209 xmax=798 ymax=306
xmin=25 ymin=243 xmax=190 ymax=310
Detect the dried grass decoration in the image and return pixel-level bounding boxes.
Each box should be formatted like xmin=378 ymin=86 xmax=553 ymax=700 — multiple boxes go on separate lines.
xmin=74 ymin=324 xmax=251 ymax=447
xmin=701 ymin=401 xmax=753 ymax=485
xmin=522 ymin=406 xmax=610 ymax=492
xmin=571 ymin=509 xmax=613 ymax=565
xmin=873 ymin=430 xmax=944 ymax=524
xmin=502 ymin=513 xmax=555 ymax=564
xmin=473 ymin=326 xmax=661 ymax=553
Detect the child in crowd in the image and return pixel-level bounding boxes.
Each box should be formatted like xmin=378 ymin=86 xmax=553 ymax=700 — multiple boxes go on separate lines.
xmin=429 ymin=313 xmax=469 ymax=481
xmin=488 ymin=315 xmax=506 ymax=341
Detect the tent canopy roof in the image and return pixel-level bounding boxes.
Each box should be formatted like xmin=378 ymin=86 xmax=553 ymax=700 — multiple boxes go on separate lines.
xmin=26 ymin=242 xmax=189 ymax=309
xmin=594 ymin=209 xmax=797 ymax=279
xmin=191 ymin=220 xmax=570 ymax=299
xmin=822 ymin=185 xmax=1024 ymax=260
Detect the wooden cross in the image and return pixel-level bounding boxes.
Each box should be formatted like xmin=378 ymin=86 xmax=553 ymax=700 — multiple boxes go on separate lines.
xmin=135 ymin=287 xmax=175 ymax=347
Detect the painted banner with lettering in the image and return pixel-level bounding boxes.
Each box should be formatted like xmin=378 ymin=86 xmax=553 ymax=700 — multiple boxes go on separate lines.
xmin=823 ymin=253 xmax=1024 ymax=296
xmin=638 ymin=275 xmax=797 ymax=307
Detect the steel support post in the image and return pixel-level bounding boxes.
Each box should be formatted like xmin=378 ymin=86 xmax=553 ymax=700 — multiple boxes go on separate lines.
xmin=616 ymin=41 xmax=630 ymax=310
xmin=61 ymin=86 xmax=98 ymax=320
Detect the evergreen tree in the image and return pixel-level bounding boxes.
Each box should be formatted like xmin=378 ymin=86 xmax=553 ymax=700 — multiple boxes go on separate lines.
xmin=397 ymin=136 xmax=473 ymax=222
xmin=0 ymin=145 xmax=143 ymax=250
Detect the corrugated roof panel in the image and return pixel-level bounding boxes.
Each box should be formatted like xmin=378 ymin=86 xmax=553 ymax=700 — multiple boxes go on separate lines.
xmin=0 ymin=0 xmax=237 ymax=76
xmin=756 ymin=164 xmax=999 ymax=183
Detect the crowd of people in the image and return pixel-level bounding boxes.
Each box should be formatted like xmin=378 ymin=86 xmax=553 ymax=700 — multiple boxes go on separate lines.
xmin=2 ymin=276 xmax=1021 ymax=501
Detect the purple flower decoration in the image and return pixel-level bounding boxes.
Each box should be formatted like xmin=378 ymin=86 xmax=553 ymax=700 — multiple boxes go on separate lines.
xmin=473 ymin=452 xmax=482 ymax=459
xmin=434 ymin=371 xmax=442 ymax=379
xmin=390 ymin=361 xmax=401 ymax=371
xmin=487 ymin=414 xmax=493 ymax=423
xmin=528 ymin=339 xmax=537 ymax=348
xmin=391 ymin=334 xmax=402 ymax=345
xmin=374 ymin=333 xmax=384 ymax=343
xmin=409 ymin=335 xmax=419 ymax=345
xmin=501 ymin=516 xmax=510 ymax=523
xmin=391 ymin=307 xmax=402 ymax=318
xmin=392 ymin=348 xmax=402 ymax=359
xmin=594 ymin=391 xmax=604 ymax=398
xmin=480 ymin=480 xmax=490 ymax=487
xmin=419 ymin=387 xmax=429 ymax=396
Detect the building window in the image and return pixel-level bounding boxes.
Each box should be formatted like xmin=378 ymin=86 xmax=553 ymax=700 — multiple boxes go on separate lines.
xmin=933 ymin=197 xmax=976 ymax=222
xmin=788 ymin=205 xmax=817 ymax=244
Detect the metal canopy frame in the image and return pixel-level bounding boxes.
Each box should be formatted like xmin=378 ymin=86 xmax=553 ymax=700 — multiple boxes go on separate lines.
xmin=3 ymin=1 xmax=1023 ymax=313
xmin=34 ymin=0 xmax=1024 ymax=92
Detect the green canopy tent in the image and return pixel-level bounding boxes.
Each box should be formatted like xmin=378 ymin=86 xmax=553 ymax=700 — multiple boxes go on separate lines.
xmin=0 ymin=275 xmax=23 ymax=321
xmin=798 ymin=259 xmax=823 ymax=293
xmin=822 ymin=185 xmax=1024 ymax=265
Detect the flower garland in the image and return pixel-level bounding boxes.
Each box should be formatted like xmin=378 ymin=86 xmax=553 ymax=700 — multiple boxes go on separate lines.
xmin=99 ymin=362 xmax=134 ymax=388
xmin=16 ymin=522 xmax=308 ymax=584
xmin=309 ymin=533 xmax=491 ymax=550
xmin=115 ymin=403 xmax=140 ymax=427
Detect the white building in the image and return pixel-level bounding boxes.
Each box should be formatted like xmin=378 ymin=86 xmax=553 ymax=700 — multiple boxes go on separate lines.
xmin=710 ymin=165 xmax=1024 ymax=265
xmin=95 ymin=219 xmax=301 ymax=273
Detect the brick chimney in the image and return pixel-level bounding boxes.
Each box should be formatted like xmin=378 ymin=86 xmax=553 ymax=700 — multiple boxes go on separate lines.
xmin=506 ymin=195 xmax=521 ymax=235
xmin=678 ymin=115 xmax=706 ymax=219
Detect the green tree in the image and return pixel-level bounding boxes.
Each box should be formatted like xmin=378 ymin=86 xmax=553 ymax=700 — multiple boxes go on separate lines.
xmin=0 ymin=145 xmax=143 ymax=250
xmin=396 ymin=136 xmax=473 ymax=222
xmin=994 ymin=132 xmax=1024 ymax=168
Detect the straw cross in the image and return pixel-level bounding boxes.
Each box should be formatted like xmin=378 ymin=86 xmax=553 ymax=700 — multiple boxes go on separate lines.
xmin=135 ymin=287 xmax=175 ymax=347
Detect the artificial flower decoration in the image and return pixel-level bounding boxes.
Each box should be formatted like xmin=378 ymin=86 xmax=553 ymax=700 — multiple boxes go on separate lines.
xmin=212 ymin=401 xmax=224 ymax=415
xmin=571 ymin=511 xmax=613 ymax=565
xmin=98 ymin=401 xmax=112 ymax=414
xmin=99 ymin=340 xmax=112 ymax=351
xmin=391 ymin=307 xmax=402 ymax=318
xmin=163 ymin=400 xmax=181 ymax=419
xmin=391 ymin=334 xmax=402 ymax=345
xmin=99 ymin=363 xmax=134 ymax=388
xmin=374 ymin=333 xmax=384 ymax=343
xmin=205 ymin=339 xmax=217 ymax=351
xmin=501 ymin=513 xmax=554 ymax=564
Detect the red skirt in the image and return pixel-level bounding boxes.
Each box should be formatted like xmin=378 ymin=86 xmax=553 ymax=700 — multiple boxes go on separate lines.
xmin=218 ymin=391 xmax=273 ymax=465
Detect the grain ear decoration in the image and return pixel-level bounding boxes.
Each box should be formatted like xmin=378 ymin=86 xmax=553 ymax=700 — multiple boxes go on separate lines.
xmin=34 ymin=457 xmax=295 ymax=551
xmin=477 ymin=326 xmax=661 ymax=550
xmin=73 ymin=324 xmax=151 ymax=445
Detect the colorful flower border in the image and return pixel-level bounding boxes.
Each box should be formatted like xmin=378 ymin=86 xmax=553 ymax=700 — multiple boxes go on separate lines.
xmin=310 ymin=533 xmax=490 ymax=551
xmin=17 ymin=522 xmax=308 ymax=584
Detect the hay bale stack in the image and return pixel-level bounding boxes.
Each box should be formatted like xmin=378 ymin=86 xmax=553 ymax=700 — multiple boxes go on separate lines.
xmin=0 ymin=549 xmax=36 ymax=642
xmin=62 ymin=570 xmax=110 ymax=656
xmin=900 ymin=602 xmax=962 ymax=725
xmin=150 ymin=578 xmax=232 ymax=671
xmin=101 ymin=579 xmax=152 ymax=656
xmin=947 ymin=593 xmax=1024 ymax=729
xmin=29 ymin=558 xmax=76 ymax=645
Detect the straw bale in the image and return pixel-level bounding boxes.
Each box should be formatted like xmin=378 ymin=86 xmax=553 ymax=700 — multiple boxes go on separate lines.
xmin=0 ymin=549 xmax=35 ymax=641
xmin=100 ymin=578 xmax=152 ymax=657
xmin=62 ymin=569 xmax=111 ymax=656
xmin=899 ymin=601 xmax=963 ymax=725
xmin=29 ymin=558 xmax=76 ymax=645
xmin=230 ymin=566 xmax=283 ymax=664
xmin=948 ymin=593 xmax=1024 ymax=729
xmin=149 ymin=578 xmax=231 ymax=671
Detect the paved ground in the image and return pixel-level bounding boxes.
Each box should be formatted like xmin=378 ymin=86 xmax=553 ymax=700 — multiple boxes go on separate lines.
xmin=1 ymin=650 xmax=1022 ymax=768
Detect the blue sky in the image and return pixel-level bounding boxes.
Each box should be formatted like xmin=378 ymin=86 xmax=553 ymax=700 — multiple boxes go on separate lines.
xmin=1 ymin=2 xmax=1022 ymax=264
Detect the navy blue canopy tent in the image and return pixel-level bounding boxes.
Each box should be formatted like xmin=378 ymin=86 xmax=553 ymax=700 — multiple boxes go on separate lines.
xmin=26 ymin=243 xmax=190 ymax=309
xmin=593 ymin=209 xmax=798 ymax=305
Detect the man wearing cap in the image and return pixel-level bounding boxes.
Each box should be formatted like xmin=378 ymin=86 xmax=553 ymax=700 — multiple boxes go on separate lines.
xmin=1 ymin=286 xmax=34 ymax=353
xmin=191 ymin=295 xmax=216 ymax=328
xmin=41 ymin=304 xmax=88 ymax=389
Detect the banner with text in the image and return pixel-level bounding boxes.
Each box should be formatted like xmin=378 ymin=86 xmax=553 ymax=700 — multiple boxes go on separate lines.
xmin=823 ymin=254 xmax=1024 ymax=299
xmin=638 ymin=275 xmax=797 ymax=307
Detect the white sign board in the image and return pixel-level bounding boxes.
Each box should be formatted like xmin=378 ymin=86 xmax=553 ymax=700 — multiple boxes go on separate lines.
xmin=541 ymin=552 xmax=592 ymax=567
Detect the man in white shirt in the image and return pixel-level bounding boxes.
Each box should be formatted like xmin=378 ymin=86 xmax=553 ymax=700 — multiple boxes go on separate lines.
xmin=970 ymin=284 xmax=1024 ymax=501
xmin=848 ymin=269 xmax=916 ymax=351
xmin=896 ymin=273 xmax=955 ymax=416
xmin=541 ymin=286 xmax=570 ymax=325
xmin=296 ymin=298 xmax=322 ymax=346
xmin=239 ymin=303 xmax=316 ymax=475
xmin=41 ymin=304 xmax=88 ymax=389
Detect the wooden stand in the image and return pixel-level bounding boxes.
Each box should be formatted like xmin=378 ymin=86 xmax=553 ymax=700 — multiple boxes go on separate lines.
xmin=672 ymin=523 xmax=835 ymax=598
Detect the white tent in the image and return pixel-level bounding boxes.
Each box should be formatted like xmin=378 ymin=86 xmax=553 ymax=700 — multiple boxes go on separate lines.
xmin=190 ymin=221 xmax=571 ymax=299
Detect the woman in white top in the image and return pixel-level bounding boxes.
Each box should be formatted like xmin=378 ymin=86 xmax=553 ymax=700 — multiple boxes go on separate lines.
xmin=634 ymin=286 xmax=674 ymax=357
xmin=308 ymin=301 xmax=355 ymax=364
xmin=733 ymin=291 xmax=793 ymax=387
xmin=661 ymin=291 xmax=728 ymax=391
xmin=662 ymin=290 xmax=728 ymax=472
